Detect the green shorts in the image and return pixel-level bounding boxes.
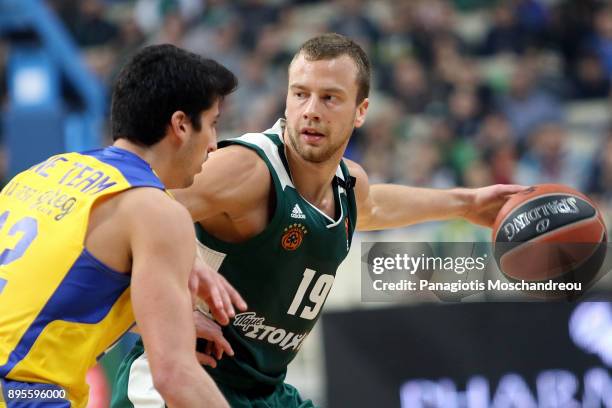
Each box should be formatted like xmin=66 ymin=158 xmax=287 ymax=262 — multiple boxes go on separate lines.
xmin=111 ymin=341 xmax=316 ymax=408
xmin=216 ymin=381 xmax=315 ymax=408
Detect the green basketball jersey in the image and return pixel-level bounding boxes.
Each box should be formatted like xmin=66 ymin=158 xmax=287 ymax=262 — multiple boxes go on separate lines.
xmin=196 ymin=119 xmax=357 ymax=392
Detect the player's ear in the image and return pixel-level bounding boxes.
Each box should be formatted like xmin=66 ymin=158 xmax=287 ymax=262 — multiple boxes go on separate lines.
xmin=354 ymin=98 xmax=369 ymax=129
xmin=169 ymin=111 xmax=190 ymax=145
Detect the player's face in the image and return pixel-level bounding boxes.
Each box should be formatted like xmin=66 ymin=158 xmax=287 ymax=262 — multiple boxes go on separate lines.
xmin=179 ymin=100 xmax=220 ymax=187
xmin=285 ymin=54 xmax=368 ymax=163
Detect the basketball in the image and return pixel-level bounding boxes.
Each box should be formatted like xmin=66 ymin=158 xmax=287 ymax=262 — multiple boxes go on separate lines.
xmin=492 ymin=184 xmax=607 ymax=288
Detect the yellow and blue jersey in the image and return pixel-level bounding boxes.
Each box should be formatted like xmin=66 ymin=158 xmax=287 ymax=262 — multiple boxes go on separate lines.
xmin=0 ymin=146 xmax=165 ymax=408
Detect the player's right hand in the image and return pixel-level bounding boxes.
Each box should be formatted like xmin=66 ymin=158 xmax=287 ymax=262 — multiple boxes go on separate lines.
xmin=189 ymin=251 xmax=248 ymax=325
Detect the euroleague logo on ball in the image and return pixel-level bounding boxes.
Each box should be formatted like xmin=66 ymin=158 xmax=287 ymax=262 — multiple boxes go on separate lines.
xmin=281 ymin=223 xmax=308 ymax=251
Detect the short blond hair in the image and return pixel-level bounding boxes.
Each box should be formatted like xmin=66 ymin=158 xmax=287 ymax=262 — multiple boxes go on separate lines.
xmin=292 ymin=33 xmax=371 ymax=103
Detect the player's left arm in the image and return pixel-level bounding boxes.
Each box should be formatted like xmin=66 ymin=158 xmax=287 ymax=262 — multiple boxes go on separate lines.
xmin=345 ymin=159 xmax=526 ymax=231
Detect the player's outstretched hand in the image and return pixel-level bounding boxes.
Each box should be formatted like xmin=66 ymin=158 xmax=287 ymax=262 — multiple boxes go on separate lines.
xmin=193 ymin=310 xmax=234 ymax=368
xmin=461 ymin=184 xmax=527 ymax=227
xmin=190 ymin=252 xmax=248 ymax=325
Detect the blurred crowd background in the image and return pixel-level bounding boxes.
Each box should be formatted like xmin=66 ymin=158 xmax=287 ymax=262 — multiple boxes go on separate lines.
xmin=1 ymin=0 xmax=611 ymax=224
xmin=2 ymin=0 xmax=612 ymax=229
xmin=1 ymin=0 xmax=611 ymax=406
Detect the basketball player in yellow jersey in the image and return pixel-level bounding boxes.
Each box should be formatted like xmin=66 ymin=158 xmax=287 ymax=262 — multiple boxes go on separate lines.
xmin=0 ymin=44 xmax=244 ymax=408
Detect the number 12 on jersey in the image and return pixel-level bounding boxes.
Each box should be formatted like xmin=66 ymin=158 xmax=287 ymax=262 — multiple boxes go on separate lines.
xmin=287 ymin=269 xmax=335 ymax=320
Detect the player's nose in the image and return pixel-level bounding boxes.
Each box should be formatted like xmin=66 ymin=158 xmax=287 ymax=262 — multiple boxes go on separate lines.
xmin=302 ymin=96 xmax=321 ymax=122
xmin=207 ymin=140 xmax=218 ymax=154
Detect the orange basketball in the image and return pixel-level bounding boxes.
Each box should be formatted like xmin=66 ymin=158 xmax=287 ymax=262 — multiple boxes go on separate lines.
xmin=492 ymin=184 xmax=607 ymax=288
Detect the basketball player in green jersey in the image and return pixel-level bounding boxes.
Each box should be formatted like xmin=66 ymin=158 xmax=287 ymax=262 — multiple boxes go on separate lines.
xmin=112 ymin=34 xmax=524 ymax=407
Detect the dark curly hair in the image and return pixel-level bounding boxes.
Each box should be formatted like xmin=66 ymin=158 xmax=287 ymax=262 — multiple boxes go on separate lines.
xmin=111 ymin=44 xmax=238 ymax=146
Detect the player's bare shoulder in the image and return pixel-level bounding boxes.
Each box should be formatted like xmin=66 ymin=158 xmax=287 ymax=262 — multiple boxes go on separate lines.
xmin=86 ymin=187 xmax=192 ymax=272
xmin=144 ymin=187 xmax=189 ymax=214
xmin=211 ymin=145 xmax=270 ymax=187
xmin=174 ymin=144 xmax=271 ymax=220
xmin=118 ymin=188 xmax=192 ymax=235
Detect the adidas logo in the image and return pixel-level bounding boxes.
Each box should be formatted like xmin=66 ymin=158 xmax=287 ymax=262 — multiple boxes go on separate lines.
xmin=290 ymin=204 xmax=306 ymax=219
